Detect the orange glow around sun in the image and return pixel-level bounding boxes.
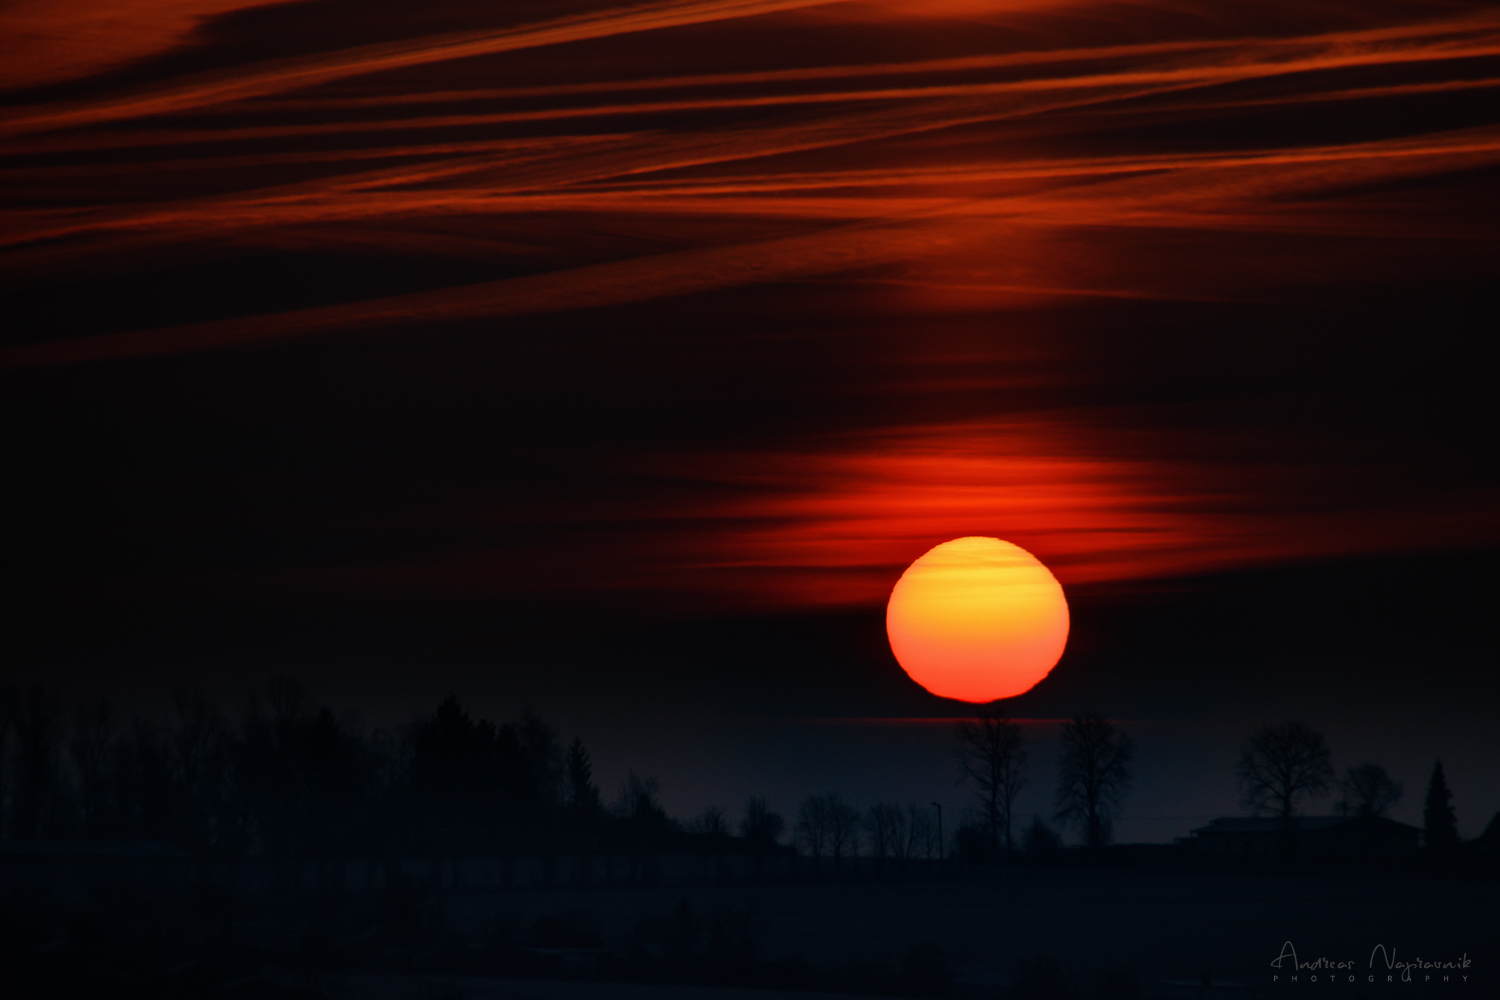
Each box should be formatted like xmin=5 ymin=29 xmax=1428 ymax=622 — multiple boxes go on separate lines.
xmin=886 ymin=536 xmax=1069 ymax=703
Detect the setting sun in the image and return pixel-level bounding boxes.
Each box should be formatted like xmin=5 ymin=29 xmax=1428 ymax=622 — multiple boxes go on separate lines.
xmin=886 ymin=536 xmax=1069 ymax=702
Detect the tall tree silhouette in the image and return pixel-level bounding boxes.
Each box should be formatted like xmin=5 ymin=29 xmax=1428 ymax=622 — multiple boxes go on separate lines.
xmin=0 ymin=684 xmax=17 ymax=838
xmin=740 ymin=796 xmax=785 ymax=881
xmin=114 ymin=721 xmax=175 ymax=842
xmin=795 ymin=794 xmax=830 ymax=875
xmin=615 ymin=771 xmax=671 ymax=878
xmin=894 ymin=804 xmax=932 ymax=871
xmin=864 ymin=803 xmax=903 ymax=872
xmin=301 ymin=707 xmax=375 ymax=857
xmin=234 ymin=682 xmax=380 ymax=861
xmin=954 ymin=707 xmax=1027 ymax=854
xmin=169 ymin=690 xmax=229 ymax=855
xmin=13 ymin=686 xmax=65 ymax=838
xmin=1237 ymin=720 xmax=1334 ymax=851
xmin=1339 ymin=762 xmax=1401 ymax=818
xmin=408 ymin=695 xmax=531 ymax=852
xmin=869 ymin=801 xmax=929 ymax=873
xmin=1024 ymin=815 xmax=1063 ymax=856
xmin=614 ymin=771 xmax=665 ymax=820
xmin=518 ymin=708 xmax=564 ymax=806
xmin=689 ymin=805 xmax=730 ymax=879
xmin=1054 ymin=711 xmax=1133 ymax=847
xmin=560 ymin=736 xmax=602 ymax=880
xmin=1423 ymin=760 xmax=1459 ymax=855
xmin=69 ymin=698 xmax=116 ymax=837
xmin=565 ymin=737 xmax=600 ymax=811
xmin=0 ymin=684 xmax=667 ymax=873
xmin=826 ymin=793 xmax=861 ymax=876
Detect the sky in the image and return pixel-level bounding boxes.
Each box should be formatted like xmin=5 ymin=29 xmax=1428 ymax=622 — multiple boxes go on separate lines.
xmin=2 ymin=0 xmax=1497 ymax=842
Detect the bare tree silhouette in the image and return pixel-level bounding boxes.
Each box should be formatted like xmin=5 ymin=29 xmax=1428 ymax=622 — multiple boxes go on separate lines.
xmin=1339 ymin=762 xmax=1401 ymax=818
xmin=0 ymin=684 xmax=17 ymax=839
xmin=615 ymin=771 xmax=671 ymax=879
xmin=954 ymin=707 xmax=1027 ymax=854
xmin=740 ymin=796 xmax=784 ymax=881
xmin=741 ymin=796 xmax=784 ymax=844
xmin=615 ymin=771 xmax=664 ymax=819
xmin=826 ymin=793 xmax=860 ymax=876
xmin=69 ymin=698 xmax=115 ymax=837
xmin=795 ymin=794 xmax=830 ymax=875
xmin=689 ymin=805 xmax=730 ymax=879
xmin=694 ymin=805 xmax=728 ymax=836
xmin=1054 ymin=711 xmax=1134 ymax=847
xmin=13 ymin=686 xmax=65 ymax=838
xmin=906 ymin=805 xmax=937 ymax=868
xmin=113 ymin=719 xmax=170 ymax=842
xmin=864 ymin=803 xmax=902 ymax=873
xmin=893 ymin=804 xmax=932 ymax=872
xmin=170 ymin=690 xmax=229 ymax=856
xmin=1237 ymin=720 xmax=1334 ymax=851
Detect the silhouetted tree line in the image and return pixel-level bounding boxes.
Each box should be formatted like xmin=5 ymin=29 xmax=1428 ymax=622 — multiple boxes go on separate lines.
xmin=0 ymin=681 xmax=1481 ymax=869
xmin=0 ymin=681 xmax=790 ymax=866
xmin=778 ymin=709 xmax=1137 ymax=874
xmin=0 ymin=679 xmax=1139 ymax=875
xmin=939 ymin=710 xmax=1483 ymax=865
xmin=947 ymin=708 xmax=1133 ymax=862
xmin=1235 ymin=718 xmax=1473 ymax=858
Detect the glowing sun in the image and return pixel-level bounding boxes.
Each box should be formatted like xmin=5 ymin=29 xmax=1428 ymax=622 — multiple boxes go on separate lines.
xmin=886 ymin=536 xmax=1069 ymax=702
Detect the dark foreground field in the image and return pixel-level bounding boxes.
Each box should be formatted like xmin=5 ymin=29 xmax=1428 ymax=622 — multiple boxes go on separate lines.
xmin=339 ymin=978 xmax=879 ymax=1000
xmin=9 ymin=867 xmax=1492 ymax=999
xmin=440 ymin=872 xmax=1496 ymax=995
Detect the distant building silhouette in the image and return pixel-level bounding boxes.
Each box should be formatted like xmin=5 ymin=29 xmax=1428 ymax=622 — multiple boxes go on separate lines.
xmin=1182 ymin=815 xmax=1419 ymax=859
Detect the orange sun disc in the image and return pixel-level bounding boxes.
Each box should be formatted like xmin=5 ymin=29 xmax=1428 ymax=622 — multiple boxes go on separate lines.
xmin=886 ymin=536 xmax=1069 ymax=702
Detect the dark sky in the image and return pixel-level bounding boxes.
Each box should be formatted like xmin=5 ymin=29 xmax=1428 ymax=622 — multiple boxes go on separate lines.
xmin=2 ymin=0 xmax=1497 ymax=839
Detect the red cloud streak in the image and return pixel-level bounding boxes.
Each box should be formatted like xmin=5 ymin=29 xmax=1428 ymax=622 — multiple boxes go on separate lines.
xmin=2 ymin=0 xmax=1496 ymax=610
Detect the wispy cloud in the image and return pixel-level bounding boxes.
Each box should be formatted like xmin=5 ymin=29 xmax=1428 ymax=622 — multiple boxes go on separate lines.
xmin=2 ymin=0 xmax=1494 ymax=604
